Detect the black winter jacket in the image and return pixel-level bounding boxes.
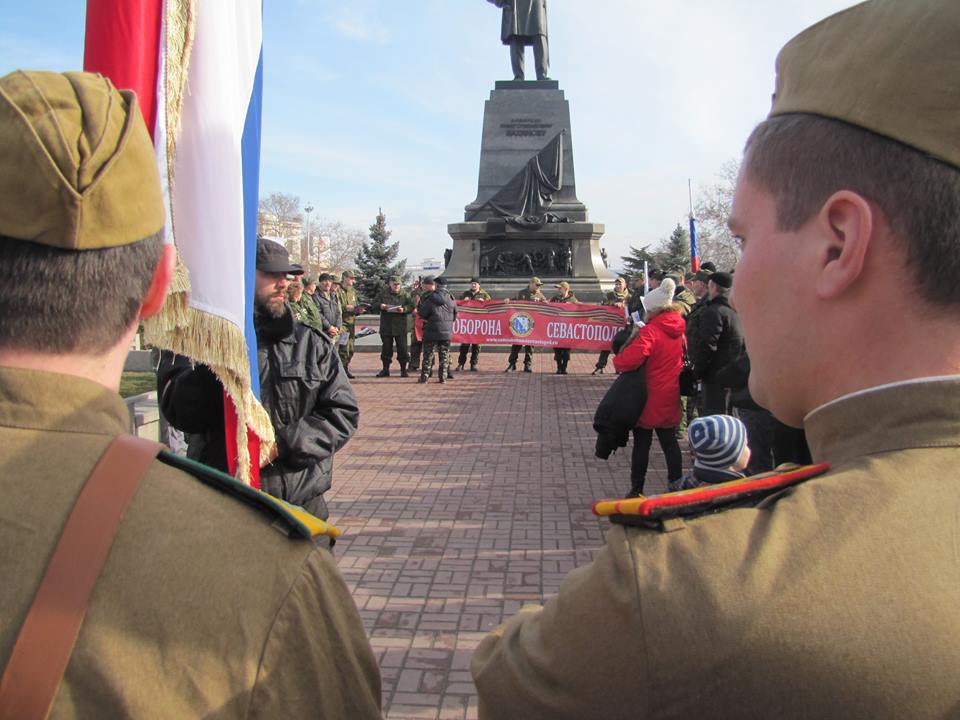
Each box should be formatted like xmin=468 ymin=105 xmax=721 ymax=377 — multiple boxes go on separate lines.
xmin=593 ymin=367 xmax=648 ymax=459
xmin=157 ymin=351 xmax=229 ymax=473
xmin=256 ymin=308 xmax=359 ymax=518
xmin=418 ymin=289 xmax=457 ymax=342
xmin=692 ymin=294 xmax=745 ymax=386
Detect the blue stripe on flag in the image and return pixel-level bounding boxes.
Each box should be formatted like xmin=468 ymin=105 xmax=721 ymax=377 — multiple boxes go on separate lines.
xmin=241 ymin=48 xmax=264 ymax=398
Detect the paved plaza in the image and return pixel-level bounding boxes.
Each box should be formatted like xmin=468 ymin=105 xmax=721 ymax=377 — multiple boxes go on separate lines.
xmin=329 ymin=350 xmax=677 ymax=719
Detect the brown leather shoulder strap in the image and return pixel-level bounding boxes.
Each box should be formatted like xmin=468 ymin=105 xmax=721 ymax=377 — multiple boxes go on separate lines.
xmin=0 ymin=434 xmax=162 ymax=720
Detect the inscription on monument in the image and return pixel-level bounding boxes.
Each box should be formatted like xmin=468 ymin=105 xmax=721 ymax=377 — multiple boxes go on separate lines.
xmin=499 ymin=117 xmax=554 ymax=138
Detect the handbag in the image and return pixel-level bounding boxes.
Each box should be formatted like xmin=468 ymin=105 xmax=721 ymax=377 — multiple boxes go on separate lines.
xmin=679 ymin=337 xmax=698 ymax=397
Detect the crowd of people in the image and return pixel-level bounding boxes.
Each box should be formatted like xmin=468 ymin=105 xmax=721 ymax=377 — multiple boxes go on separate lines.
xmin=2 ymin=0 xmax=959 ymax=716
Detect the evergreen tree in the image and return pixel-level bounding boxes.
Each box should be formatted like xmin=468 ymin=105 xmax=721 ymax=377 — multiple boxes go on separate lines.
xmin=354 ymin=208 xmax=406 ymax=301
xmin=657 ymin=223 xmax=691 ymax=272
xmin=619 ymin=245 xmax=656 ymax=279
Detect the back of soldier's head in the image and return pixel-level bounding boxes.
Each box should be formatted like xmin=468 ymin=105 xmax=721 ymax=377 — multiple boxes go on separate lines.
xmin=742 ymin=0 xmax=960 ymax=309
xmin=0 ymin=71 xmax=165 ymax=355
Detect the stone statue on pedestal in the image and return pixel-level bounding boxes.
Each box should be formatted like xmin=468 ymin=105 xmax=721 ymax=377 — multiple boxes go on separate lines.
xmin=487 ymin=0 xmax=550 ymax=81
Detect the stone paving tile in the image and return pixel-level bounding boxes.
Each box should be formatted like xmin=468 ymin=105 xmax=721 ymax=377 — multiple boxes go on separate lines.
xmin=328 ymin=350 xmax=681 ymax=718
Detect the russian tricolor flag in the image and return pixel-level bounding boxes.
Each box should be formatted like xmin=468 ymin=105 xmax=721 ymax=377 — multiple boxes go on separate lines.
xmin=84 ymin=0 xmax=271 ymax=485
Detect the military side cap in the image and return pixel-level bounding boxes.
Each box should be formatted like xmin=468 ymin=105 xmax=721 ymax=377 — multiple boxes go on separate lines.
xmin=530 ymin=276 xmax=542 ymax=285
xmin=341 ymin=269 xmax=356 ymax=278
xmin=389 ymin=275 xmax=401 ymax=283
xmin=0 ymin=70 xmax=164 ymax=250
xmin=771 ymin=0 xmax=960 ymax=171
xmin=555 ymin=280 xmax=570 ymax=289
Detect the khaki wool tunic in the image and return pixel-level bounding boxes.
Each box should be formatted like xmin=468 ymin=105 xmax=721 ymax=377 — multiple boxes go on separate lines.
xmin=472 ymin=378 xmax=960 ymax=719
xmin=0 ymin=367 xmax=381 ymax=718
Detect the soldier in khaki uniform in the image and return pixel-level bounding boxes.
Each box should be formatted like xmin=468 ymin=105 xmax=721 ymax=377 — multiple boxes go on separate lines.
xmin=336 ymin=269 xmax=364 ymax=379
xmin=472 ymin=2 xmax=960 ymax=717
xmin=0 ymin=70 xmax=380 ymax=718
xmin=456 ymin=277 xmax=493 ymax=371
xmin=591 ymin=276 xmax=629 ymax=375
xmin=374 ymin=275 xmax=415 ymax=377
xmin=505 ymin=276 xmax=547 ymax=372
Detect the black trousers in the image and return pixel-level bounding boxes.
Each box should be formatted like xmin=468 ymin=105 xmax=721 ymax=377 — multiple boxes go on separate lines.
xmin=554 ymin=348 xmax=570 ymax=369
xmin=701 ymin=381 xmax=729 ymax=416
xmin=380 ymin=334 xmax=409 ymax=365
xmin=630 ymin=426 xmax=683 ymax=494
xmin=595 ymin=350 xmax=611 ymax=369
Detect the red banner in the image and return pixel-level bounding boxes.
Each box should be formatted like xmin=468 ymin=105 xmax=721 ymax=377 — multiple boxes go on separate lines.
xmin=452 ymin=300 xmax=626 ymax=350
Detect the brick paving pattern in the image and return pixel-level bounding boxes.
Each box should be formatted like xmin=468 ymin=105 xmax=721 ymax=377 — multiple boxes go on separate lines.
xmin=329 ymin=350 xmax=677 ymax=719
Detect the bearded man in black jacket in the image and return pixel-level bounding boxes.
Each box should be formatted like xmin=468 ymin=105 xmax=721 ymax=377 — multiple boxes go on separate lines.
xmin=254 ymin=239 xmax=359 ymax=527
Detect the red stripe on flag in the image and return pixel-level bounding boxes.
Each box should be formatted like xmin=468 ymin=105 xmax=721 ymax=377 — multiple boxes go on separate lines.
xmin=224 ymin=392 xmax=261 ymax=489
xmin=83 ymin=0 xmax=163 ymax=140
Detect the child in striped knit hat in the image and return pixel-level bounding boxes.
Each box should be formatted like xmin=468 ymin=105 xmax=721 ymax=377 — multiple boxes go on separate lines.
xmin=667 ymin=415 xmax=752 ymax=492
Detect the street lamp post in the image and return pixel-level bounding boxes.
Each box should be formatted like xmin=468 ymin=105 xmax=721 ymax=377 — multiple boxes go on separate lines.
xmin=304 ymin=203 xmax=314 ymax=273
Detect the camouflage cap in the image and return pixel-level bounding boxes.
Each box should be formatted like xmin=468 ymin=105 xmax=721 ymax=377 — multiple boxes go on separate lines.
xmin=0 ymin=70 xmax=164 ymax=249
xmin=555 ymin=281 xmax=570 ymax=290
xmin=388 ymin=275 xmax=402 ymax=283
xmin=530 ymin=276 xmax=543 ymax=285
xmin=341 ymin=269 xmax=356 ymax=279
xmin=771 ymin=0 xmax=960 ymax=171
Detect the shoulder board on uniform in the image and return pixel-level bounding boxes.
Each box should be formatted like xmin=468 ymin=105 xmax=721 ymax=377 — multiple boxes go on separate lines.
xmin=158 ymin=450 xmax=340 ymax=541
xmin=592 ymin=463 xmax=830 ymax=531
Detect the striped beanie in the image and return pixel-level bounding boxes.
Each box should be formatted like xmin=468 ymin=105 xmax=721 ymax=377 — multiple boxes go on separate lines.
xmin=688 ymin=415 xmax=748 ymax=471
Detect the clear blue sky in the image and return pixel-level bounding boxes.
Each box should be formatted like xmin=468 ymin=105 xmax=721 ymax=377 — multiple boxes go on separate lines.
xmin=1 ymin=0 xmax=856 ymax=267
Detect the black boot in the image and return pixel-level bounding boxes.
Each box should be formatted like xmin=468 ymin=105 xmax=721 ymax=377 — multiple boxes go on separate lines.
xmin=469 ymin=364 xmax=478 ymax=372
xmin=626 ymin=481 xmax=644 ymax=498
xmin=560 ymin=360 xmax=569 ymax=375
xmin=375 ymin=362 xmax=391 ymax=378
xmin=446 ymin=367 xmax=454 ymax=379
xmin=400 ymin=362 xmax=409 ymax=378
xmin=456 ymin=362 xmax=465 ymax=371
xmin=523 ymin=363 xmax=532 ymax=373
xmin=591 ymin=366 xmax=603 ymax=376
xmin=418 ymin=374 xmax=428 ymax=384
xmin=504 ymin=363 xmax=516 ymax=372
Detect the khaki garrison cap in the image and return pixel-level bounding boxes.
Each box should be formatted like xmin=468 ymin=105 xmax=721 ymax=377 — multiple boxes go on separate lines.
xmin=0 ymin=70 xmax=164 ymax=250
xmin=771 ymin=0 xmax=960 ymax=170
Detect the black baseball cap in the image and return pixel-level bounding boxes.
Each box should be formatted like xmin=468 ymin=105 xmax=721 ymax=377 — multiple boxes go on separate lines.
xmin=256 ymin=237 xmax=303 ymax=274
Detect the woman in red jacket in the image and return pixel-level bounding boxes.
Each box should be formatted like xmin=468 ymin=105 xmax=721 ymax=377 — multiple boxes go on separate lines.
xmin=613 ymin=278 xmax=685 ymax=497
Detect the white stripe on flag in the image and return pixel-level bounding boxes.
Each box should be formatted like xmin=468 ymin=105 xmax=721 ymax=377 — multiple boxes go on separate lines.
xmin=171 ymin=1 xmax=263 ymax=329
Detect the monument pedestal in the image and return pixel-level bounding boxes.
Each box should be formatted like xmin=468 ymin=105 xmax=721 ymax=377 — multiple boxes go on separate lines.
xmin=445 ymin=220 xmax=610 ymax=300
xmin=445 ymin=80 xmax=615 ymax=302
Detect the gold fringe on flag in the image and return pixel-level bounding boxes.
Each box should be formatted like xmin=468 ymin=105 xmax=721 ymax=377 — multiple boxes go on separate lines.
xmin=144 ymin=0 xmax=275 ymax=484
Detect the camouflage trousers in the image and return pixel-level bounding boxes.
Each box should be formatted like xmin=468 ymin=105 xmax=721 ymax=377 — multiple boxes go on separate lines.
xmin=421 ymin=340 xmax=451 ymax=378
xmin=338 ymin=324 xmax=356 ymax=369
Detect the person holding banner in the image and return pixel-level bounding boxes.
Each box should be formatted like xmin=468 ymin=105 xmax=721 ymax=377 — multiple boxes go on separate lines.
xmin=592 ymin=276 xmax=630 ymax=375
xmin=457 ymin=277 xmax=493 ymax=371
xmin=549 ymin=281 xmax=580 ymax=375
xmin=0 ymin=70 xmax=381 ymax=718
xmin=505 ymin=276 xmax=547 ymax=372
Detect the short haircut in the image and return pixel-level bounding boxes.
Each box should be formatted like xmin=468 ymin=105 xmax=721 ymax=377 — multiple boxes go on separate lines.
xmin=0 ymin=231 xmax=164 ymax=354
xmin=744 ymin=113 xmax=960 ymax=307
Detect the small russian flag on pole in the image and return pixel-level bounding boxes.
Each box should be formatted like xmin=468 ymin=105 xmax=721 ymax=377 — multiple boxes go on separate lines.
xmin=688 ymin=179 xmax=700 ymax=273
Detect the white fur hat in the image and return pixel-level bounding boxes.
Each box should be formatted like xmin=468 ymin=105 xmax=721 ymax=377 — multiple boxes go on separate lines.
xmin=642 ymin=278 xmax=676 ymax=313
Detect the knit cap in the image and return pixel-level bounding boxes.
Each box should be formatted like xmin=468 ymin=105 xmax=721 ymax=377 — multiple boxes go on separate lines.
xmin=688 ymin=415 xmax=748 ymax=471
xmin=641 ymin=278 xmax=676 ymax=313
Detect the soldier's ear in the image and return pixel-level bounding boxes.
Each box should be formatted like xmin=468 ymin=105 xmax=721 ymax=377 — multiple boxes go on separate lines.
xmin=139 ymin=244 xmax=175 ymax=319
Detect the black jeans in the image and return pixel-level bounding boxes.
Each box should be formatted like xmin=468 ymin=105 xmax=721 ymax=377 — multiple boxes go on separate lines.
xmin=630 ymin=426 xmax=683 ymax=495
